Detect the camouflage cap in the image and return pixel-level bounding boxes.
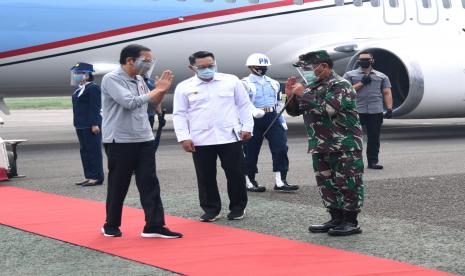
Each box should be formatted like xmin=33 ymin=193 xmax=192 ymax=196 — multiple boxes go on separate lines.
xmin=294 ymin=50 xmax=330 ymax=67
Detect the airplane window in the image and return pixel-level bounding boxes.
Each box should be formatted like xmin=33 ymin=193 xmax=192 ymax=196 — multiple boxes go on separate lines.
xmin=335 ymin=0 xmax=344 ymax=6
xmin=389 ymin=0 xmax=399 ymax=8
xmin=422 ymin=0 xmax=431 ymax=8
xmin=293 ymin=0 xmax=304 ymax=4
xmin=442 ymin=0 xmax=451 ymax=8
xmin=462 ymin=0 xmax=465 ymax=8
xmin=371 ymin=0 xmax=380 ymax=7
xmin=354 ymin=0 xmax=363 ymax=6
xmin=248 ymin=0 xmax=259 ymax=3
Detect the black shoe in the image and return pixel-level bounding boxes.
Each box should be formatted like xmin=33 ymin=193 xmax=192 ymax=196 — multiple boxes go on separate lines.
xmin=75 ymin=179 xmax=89 ymax=185
xmin=101 ymin=224 xmax=122 ymax=237
xmin=247 ymin=180 xmax=266 ymax=192
xmin=200 ymin=213 xmax=221 ymax=222
xmin=227 ymin=210 xmax=245 ymax=220
xmin=327 ymin=222 xmax=362 ymax=236
xmin=328 ymin=211 xmax=362 ymax=236
xmin=82 ymin=179 xmax=103 ymax=186
xmin=141 ymin=226 xmax=183 ymax=238
xmin=308 ymin=208 xmax=343 ymax=233
xmin=274 ymin=181 xmax=299 ymax=191
xmin=368 ymin=163 xmax=383 ymax=169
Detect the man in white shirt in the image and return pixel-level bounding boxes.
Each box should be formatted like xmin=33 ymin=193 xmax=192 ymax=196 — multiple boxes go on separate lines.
xmin=173 ymin=51 xmax=254 ymax=222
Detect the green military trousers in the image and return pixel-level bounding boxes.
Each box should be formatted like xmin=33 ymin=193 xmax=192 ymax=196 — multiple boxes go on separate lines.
xmin=312 ymin=150 xmax=364 ymax=212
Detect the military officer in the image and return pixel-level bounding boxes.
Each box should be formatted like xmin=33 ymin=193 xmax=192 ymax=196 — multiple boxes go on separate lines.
xmin=242 ymin=53 xmax=299 ymax=192
xmin=285 ymin=50 xmax=364 ymax=236
xmin=70 ymin=62 xmax=104 ymax=186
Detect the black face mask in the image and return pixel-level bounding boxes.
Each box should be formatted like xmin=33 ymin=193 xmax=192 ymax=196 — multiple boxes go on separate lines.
xmin=251 ymin=67 xmax=268 ymax=76
xmin=358 ymin=59 xmax=372 ymax=69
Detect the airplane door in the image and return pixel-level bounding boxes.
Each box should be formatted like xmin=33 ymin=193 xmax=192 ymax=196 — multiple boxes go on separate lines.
xmin=416 ymin=0 xmax=439 ymax=25
xmin=382 ymin=0 xmax=406 ymax=24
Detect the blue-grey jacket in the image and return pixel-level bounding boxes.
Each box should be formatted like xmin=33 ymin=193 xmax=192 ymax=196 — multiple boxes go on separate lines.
xmin=72 ymin=82 xmax=102 ymax=129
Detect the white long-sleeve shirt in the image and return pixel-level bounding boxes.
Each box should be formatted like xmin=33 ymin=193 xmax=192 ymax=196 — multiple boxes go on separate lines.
xmin=173 ymin=73 xmax=254 ymax=146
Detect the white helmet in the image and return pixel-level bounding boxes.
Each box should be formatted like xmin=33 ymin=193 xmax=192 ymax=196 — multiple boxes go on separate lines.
xmin=246 ymin=53 xmax=272 ymax=67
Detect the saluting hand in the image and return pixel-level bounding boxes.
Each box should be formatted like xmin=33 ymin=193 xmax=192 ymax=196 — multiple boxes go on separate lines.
xmin=180 ymin=139 xmax=196 ymax=153
xmin=155 ymin=70 xmax=174 ymax=92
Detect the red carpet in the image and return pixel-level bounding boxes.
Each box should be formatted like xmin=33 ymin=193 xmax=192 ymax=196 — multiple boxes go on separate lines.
xmin=0 ymin=186 xmax=453 ymax=276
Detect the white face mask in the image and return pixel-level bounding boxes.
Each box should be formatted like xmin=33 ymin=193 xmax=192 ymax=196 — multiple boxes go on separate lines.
xmin=193 ymin=63 xmax=217 ymax=80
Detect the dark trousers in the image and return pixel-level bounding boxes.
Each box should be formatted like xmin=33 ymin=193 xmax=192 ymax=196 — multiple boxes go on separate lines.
xmin=243 ymin=111 xmax=289 ymax=178
xmin=359 ymin=113 xmax=383 ymax=165
xmin=76 ymin=128 xmax=104 ymax=181
xmin=192 ymin=141 xmax=248 ymax=215
xmin=104 ymin=140 xmax=165 ymax=228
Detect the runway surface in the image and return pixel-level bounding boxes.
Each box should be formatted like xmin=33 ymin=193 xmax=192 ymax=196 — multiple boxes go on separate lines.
xmin=1 ymin=110 xmax=465 ymax=275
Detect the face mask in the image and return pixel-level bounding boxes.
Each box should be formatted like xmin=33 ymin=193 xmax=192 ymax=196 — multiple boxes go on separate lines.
xmin=73 ymin=74 xmax=86 ymax=83
xmin=197 ymin=67 xmax=216 ymax=80
xmin=251 ymin=67 xmax=268 ymax=76
xmin=135 ymin=58 xmax=154 ymax=76
xmin=359 ymin=60 xmax=372 ymax=69
xmin=302 ymin=71 xmax=318 ymax=84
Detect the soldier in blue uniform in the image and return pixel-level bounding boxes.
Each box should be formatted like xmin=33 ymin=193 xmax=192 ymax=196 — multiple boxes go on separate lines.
xmin=242 ymin=53 xmax=299 ymax=192
xmin=71 ymin=62 xmax=104 ymax=186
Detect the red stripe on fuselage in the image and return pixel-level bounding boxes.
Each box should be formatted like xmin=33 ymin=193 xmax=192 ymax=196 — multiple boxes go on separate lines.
xmin=0 ymin=0 xmax=322 ymax=59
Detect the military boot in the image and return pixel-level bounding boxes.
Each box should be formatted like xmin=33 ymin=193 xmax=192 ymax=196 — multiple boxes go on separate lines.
xmin=308 ymin=208 xmax=343 ymax=233
xmin=328 ymin=210 xmax=362 ymax=236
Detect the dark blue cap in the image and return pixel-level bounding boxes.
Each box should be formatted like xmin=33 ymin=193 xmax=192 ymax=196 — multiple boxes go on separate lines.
xmin=70 ymin=62 xmax=94 ymax=72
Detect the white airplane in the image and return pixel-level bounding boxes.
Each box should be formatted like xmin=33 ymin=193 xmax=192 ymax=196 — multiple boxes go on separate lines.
xmin=1 ymin=0 xmax=465 ymax=179
xmin=1 ymin=0 xmax=464 ymax=118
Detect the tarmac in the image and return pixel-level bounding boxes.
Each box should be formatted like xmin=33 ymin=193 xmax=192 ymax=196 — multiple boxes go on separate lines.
xmin=1 ymin=109 xmax=465 ymax=276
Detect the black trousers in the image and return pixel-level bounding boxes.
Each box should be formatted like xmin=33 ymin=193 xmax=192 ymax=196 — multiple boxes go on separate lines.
xmin=76 ymin=128 xmax=104 ymax=181
xmin=104 ymin=140 xmax=165 ymax=228
xmin=359 ymin=113 xmax=383 ymax=165
xmin=192 ymin=141 xmax=248 ymax=215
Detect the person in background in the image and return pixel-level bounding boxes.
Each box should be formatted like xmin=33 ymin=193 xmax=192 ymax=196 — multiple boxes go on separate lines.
xmin=70 ymin=62 xmax=104 ymax=187
xmin=343 ymin=51 xmax=393 ymax=169
xmin=241 ymin=53 xmax=298 ymax=192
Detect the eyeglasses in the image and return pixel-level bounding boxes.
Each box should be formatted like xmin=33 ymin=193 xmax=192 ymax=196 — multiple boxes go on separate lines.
xmin=192 ymin=64 xmax=216 ymax=70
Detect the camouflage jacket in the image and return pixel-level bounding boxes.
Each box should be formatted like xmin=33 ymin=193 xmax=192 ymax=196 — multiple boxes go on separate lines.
xmin=286 ymin=71 xmax=363 ymax=153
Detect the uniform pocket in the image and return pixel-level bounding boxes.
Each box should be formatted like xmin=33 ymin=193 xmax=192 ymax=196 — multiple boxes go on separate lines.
xmin=188 ymin=93 xmax=208 ymax=103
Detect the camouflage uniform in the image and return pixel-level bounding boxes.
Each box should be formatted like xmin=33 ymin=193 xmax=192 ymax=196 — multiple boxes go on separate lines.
xmin=287 ymin=52 xmax=364 ymax=212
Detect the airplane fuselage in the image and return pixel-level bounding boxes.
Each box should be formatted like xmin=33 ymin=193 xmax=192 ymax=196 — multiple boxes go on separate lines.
xmin=1 ymin=0 xmax=464 ymax=118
